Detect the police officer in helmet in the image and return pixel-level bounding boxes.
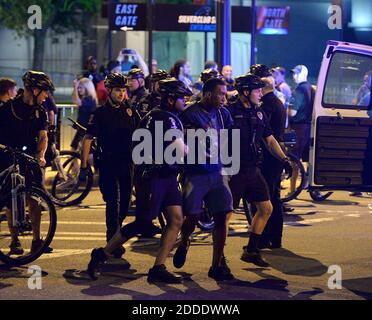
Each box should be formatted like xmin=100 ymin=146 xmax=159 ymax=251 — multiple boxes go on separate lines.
xmin=87 ymin=78 xmax=191 ymax=283
xmin=126 ymin=68 xmax=150 ymax=118
xmin=139 ymin=69 xmax=170 ymax=114
xmin=0 ymin=70 xmax=54 ymax=254
xmin=227 ymin=73 xmax=292 ymax=267
xmin=80 ymin=72 xmax=140 ymax=263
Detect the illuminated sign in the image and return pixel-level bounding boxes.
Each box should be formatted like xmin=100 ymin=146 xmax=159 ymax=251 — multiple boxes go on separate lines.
xmin=256 ymin=6 xmax=290 ymax=35
xmin=155 ymin=5 xmax=251 ymax=33
xmin=107 ymin=3 xmax=251 ymax=33
xmin=108 ymin=3 xmax=147 ymax=31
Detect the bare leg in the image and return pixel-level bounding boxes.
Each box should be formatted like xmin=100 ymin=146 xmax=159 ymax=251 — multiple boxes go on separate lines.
xmin=250 ymin=200 xmax=273 ymax=235
xmin=212 ymin=212 xmax=229 ymax=268
xmin=5 ymin=208 xmax=19 ymax=242
xmin=290 ymin=166 xmax=299 ymax=193
xmin=28 ymin=198 xmax=41 ymax=241
xmin=154 ymin=206 xmax=183 ymax=266
xmin=179 ymin=215 xmax=198 ymax=247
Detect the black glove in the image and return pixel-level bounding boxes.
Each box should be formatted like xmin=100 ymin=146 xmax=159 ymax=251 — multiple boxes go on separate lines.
xmin=282 ymin=157 xmax=293 ymax=179
xmin=78 ymin=167 xmax=90 ymax=182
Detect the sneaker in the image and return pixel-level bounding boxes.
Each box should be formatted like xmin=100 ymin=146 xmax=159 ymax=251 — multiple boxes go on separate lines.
xmin=112 ymin=246 xmax=126 ymax=259
xmin=173 ymin=239 xmax=190 ymax=269
xmin=350 ymin=191 xmax=363 ymax=197
xmin=270 ymin=242 xmax=282 ymax=249
xmin=87 ymin=248 xmax=108 ymax=280
xmin=31 ymin=239 xmax=53 ymax=254
xmin=105 ymin=256 xmax=131 ymax=270
xmin=147 ymin=264 xmax=182 ymax=284
xmin=241 ymin=250 xmax=270 ymax=268
xmin=208 ymin=265 xmax=235 ymax=281
xmin=258 ymin=240 xmax=272 ymax=250
xmin=141 ymin=224 xmax=162 ymax=238
xmin=9 ymin=240 xmax=24 ymax=255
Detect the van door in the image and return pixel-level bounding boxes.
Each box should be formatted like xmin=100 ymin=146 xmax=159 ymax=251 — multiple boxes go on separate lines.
xmin=308 ymin=41 xmax=372 ymax=191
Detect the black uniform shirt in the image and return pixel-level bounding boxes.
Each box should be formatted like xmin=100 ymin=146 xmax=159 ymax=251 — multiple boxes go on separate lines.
xmin=227 ymin=99 xmax=272 ymax=168
xmin=260 ymin=92 xmax=286 ymax=142
xmin=86 ymin=100 xmax=140 ymax=162
xmin=135 ymin=107 xmax=184 ymax=176
xmin=137 ymin=92 xmax=161 ymax=118
xmin=0 ymin=95 xmax=48 ymax=155
xmin=128 ymin=86 xmax=150 ymax=118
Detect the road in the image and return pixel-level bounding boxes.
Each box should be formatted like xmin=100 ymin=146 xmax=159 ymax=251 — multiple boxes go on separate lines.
xmin=1 ymin=187 xmax=372 ymax=300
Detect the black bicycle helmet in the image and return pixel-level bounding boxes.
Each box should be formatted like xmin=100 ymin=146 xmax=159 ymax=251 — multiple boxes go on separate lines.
xmin=200 ymin=68 xmax=222 ymax=84
xmin=150 ymin=69 xmax=170 ymax=83
xmin=249 ymin=64 xmax=272 ymax=78
xmin=235 ymin=73 xmax=266 ymax=91
xmin=104 ymin=72 xmax=127 ymax=89
xmin=127 ymin=68 xmax=145 ymax=79
xmin=22 ymin=70 xmax=55 ymax=92
xmin=158 ymin=78 xmax=192 ymax=98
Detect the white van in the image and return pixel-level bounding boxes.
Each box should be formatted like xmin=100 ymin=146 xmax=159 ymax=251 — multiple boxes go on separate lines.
xmin=308 ymin=40 xmax=372 ymax=192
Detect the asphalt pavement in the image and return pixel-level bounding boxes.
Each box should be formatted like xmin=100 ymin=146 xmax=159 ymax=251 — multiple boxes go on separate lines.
xmin=1 ymin=187 xmax=372 ymax=300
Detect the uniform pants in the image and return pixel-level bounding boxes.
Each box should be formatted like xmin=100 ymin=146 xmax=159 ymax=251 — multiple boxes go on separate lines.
xmin=98 ymin=160 xmax=133 ymax=242
xmin=260 ymin=155 xmax=284 ymax=246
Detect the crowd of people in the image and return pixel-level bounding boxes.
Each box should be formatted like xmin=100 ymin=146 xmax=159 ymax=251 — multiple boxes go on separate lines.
xmin=1 ymin=51 xmax=370 ymax=284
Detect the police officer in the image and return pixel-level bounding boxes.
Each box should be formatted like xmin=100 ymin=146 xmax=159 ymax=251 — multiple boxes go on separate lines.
xmin=126 ymin=68 xmax=150 ymax=118
xmin=86 ymin=78 xmax=191 ymax=283
xmin=79 ymin=73 xmax=140 ymax=261
xmin=259 ymin=77 xmax=287 ymax=249
xmin=227 ymin=74 xmax=292 ymax=267
xmin=139 ymin=69 xmax=170 ymax=113
xmin=0 ymin=70 xmax=54 ymax=254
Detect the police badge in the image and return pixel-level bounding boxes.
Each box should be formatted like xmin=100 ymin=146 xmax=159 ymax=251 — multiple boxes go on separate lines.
xmin=257 ymin=111 xmax=263 ymax=120
xmin=126 ymin=108 xmax=133 ymax=117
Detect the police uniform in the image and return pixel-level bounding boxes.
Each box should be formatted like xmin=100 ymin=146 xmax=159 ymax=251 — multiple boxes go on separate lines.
xmin=259 ymin=92 xmax=286 ymax=247
xmin=128 ymin=86 xmax=150 ymax=118
xmin=86 ymin=100 xmax=140 ymax=242
xmin=0 ymin=95 xmax=47 ymax=187
xmin=120 ymin=108 xmax=183 ymax=238
xmin=227 ymin=99 xmax=272 ymax=207
xmin=136 ymin=91 xmax=160 ymax=118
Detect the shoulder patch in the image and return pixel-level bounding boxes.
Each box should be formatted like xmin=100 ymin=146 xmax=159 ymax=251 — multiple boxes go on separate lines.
xmin=169 ymin=117 xmax=178 ymax=129
xmin=257 ymin=111 xmax=263 ymax=120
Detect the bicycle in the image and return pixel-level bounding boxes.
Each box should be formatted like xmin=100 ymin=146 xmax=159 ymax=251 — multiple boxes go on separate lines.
xmin=280 ymin=131 xmax=333 ymax=203
xmin=44 ymin=118 xmax=94 ymax=207
xmin=0 ymin=144 xmax=57 ymax=266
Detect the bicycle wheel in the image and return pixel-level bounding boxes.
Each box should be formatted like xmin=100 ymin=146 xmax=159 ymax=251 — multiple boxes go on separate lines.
xmin=197 ymin=205 xmax=215 ymax=231
xmin=50 ymin=151 xmax=93 ymax=206
xmin=280 ymin=153 xmax=306 ymax=203
xmin=0 ymin=186 xmax=57 ymax=266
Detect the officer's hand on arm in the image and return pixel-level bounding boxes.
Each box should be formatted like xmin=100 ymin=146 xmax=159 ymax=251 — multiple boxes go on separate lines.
xmin=282 ymin=157 xmax=293 ymax=179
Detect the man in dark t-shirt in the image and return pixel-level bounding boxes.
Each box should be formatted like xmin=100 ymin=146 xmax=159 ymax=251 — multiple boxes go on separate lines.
xmin=174 ymin=78 xmax=236 ymax=281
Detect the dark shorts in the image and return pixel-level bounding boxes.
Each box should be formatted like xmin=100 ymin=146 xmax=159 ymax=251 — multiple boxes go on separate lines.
xmin=182 ymin=171 xmax=233 ymax=216
xmin=290 ymin=123 xmax=311 ymax=162
xmin=70 ymin=131 xmax=84 ymax=150
xmin=229 ymin=167 xmax=270 ymax=208
xmin=135 ymin=174 xmax=182 ymax=222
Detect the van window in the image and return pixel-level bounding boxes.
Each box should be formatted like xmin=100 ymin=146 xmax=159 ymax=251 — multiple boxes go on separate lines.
xmin=322 ymin=51 xmax=372 ymax=110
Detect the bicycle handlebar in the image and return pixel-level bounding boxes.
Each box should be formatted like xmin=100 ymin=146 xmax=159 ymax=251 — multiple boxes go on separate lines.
xmin=0 ymin=144 xmax=38 ymax=165
xmin=67 ymin=117 xmax=87 ymax=133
